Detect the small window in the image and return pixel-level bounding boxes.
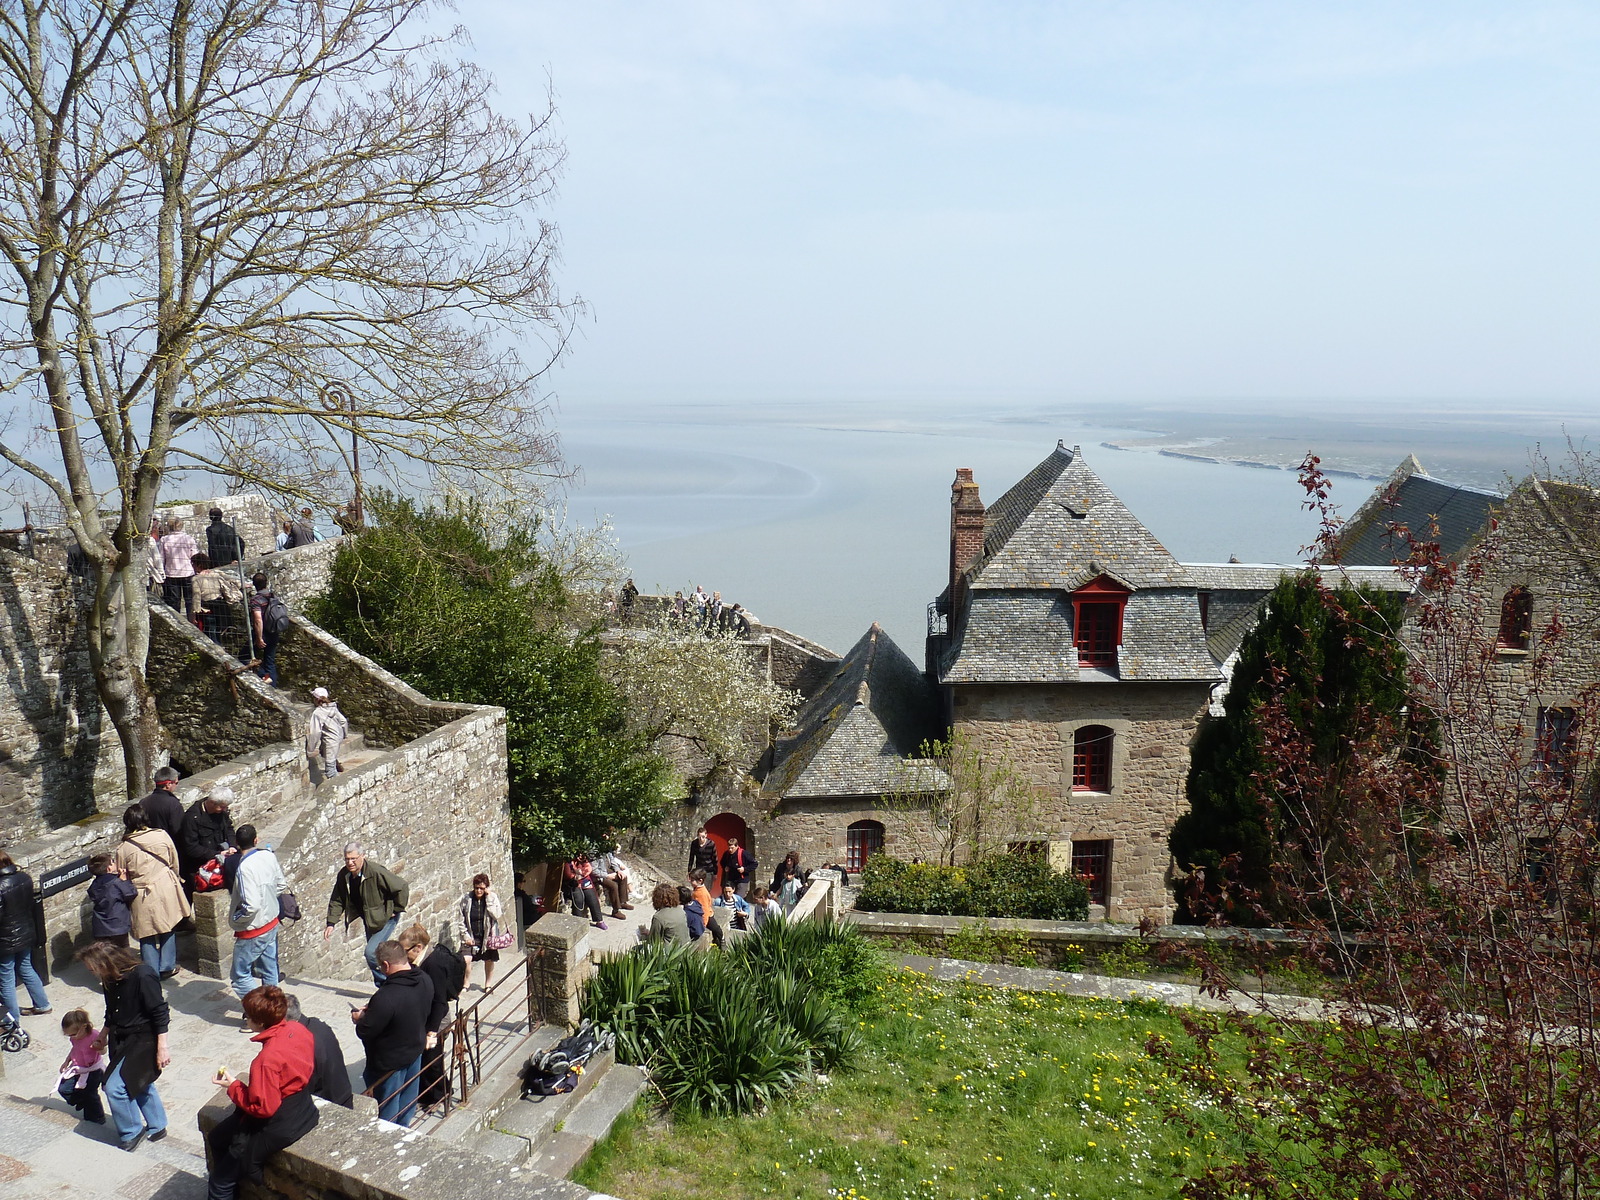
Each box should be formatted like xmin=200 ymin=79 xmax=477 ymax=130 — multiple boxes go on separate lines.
xmin=1536 ymin=707 xmax=1578 ymax=788
xmin=1523 ymin=837 xmax=1554 ymax=893
xmin=1073 ymin=725 xmax=1113 ymax=792
xmin=1071 ymin=839 xmax=1112 ymax=908
xmin=1197 ymin=591 xmax=1211 ymax=630
xmin=1498 ymin=587 xmax=1533 ymax=650
xmin=847 ymin=820 xmax=885 ymax=872
xmin=1071 ymin=576 xmax=1130 ymax=670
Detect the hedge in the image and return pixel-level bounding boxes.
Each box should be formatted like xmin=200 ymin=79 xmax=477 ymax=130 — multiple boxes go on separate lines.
xmin=854 ymin=852 xmax=1089 ymax=921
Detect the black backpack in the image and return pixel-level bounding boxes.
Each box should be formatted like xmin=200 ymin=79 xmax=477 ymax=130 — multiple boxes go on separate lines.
xmin=264 ymin=592 xmax=290 ymax=635
xmin=444 ymin=945 xmax=466 ymax=1003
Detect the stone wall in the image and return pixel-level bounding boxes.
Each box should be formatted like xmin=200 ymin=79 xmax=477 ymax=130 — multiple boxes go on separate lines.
xmin=274 ymin=705 xmax=512 ymax=982
xmin=241 ymin=536 xmax=346 ymax=610
xmin=274 ymin=615 xmax=466 ymax=749
xmin=0 ymin=549 xmax=123 ymax=839
xmin=952 ymin=681 xmax=1211 ymax=923
xmin=146 ymin=602 xmax=302 ymax=774
xmin=767 ymin=628 xmax=841 ymax=694
xmin=156 ymin=492 xmax=281 ymax=564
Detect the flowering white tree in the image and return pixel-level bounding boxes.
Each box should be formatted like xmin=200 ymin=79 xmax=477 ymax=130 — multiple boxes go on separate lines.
xmin=603 ymin=617 xmax=799 ymax=778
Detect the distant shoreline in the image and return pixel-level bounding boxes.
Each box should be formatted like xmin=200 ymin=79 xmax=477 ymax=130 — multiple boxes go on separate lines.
xmin=1098 ymin=441 xmax=1383 ymax=482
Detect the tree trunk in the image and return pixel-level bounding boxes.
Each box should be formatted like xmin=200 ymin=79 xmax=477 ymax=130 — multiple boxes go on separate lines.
xmin=84 ymin=542 xmax=161 ymax=800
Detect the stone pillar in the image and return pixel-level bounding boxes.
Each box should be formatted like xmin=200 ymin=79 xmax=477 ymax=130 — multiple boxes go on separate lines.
xmin=186 ymin=890 xmax=232 ymax=979
xmin=524 ymin=912 xmax=595 ymax=1029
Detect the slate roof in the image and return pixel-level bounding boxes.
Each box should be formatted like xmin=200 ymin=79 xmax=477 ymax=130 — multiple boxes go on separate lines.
xmin=1337 ymin=457 xmax=1503 ymax=567
xmin=1182 ymin=564 xmax=1412 ymax=592
xmin=941 ymin=588 xmax=1218 ymax=684
xmin=764 ymin=624 xmax=950 ymax=798
xmin=971 ymin=442 xmax=1191 ymax=590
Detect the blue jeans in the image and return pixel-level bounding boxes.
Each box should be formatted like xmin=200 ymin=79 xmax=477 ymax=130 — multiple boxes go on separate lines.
xmin=0 ymin=950 xmax=50 ymax=1023
xmin=363 ymin=917 xmax=400 ymax=985
xmin=105 ymin=1059 xmax=166 ymax=1146
xmin=366 ymin=1055 xmax=421 ymax=1126
xmin=139 ymin=931 xmax=176 ymax=976
xmin=230 ymin=928 xmax=279 ymax=998
xmin=257 ymin=632 xmax=279 ymax=686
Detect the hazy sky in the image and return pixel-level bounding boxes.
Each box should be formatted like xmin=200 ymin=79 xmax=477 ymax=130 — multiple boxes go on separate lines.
xmin=457 ymin=1 xmax=1600 ymax=404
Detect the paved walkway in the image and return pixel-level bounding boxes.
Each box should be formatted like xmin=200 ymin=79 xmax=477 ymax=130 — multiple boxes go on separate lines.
xmin=0 ymin=959 xmax=377 ymax=1200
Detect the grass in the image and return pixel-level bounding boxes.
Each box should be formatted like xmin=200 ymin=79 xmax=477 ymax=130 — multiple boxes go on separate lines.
xmin=574 ymin=966 xmax=1259 ymax=1200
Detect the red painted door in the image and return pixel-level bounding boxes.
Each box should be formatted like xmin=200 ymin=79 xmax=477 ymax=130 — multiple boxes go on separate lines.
xmin=703 ymin=812 xmax=751 ymax=892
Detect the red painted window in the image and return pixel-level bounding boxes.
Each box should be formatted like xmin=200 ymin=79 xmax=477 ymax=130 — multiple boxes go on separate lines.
xmin=847 ymin=820 xmax=884 ymax=872
xmin=1072 ymin=577 xmax=1129 ymax=669
xmin=1071 ymin=839 xmax=1112 ymax=908
xmin=1072 ymin=725 xmax=1113 ymax=792
xmin=1536 ymin=706 xmax=1578 ymax=788
xmin=1498 ymin=587 xmax=1533 ymax=649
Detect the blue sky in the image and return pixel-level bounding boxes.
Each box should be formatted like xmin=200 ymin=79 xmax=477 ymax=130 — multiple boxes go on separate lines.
xmin=458 ymin=1 xmax=1600 ymax=403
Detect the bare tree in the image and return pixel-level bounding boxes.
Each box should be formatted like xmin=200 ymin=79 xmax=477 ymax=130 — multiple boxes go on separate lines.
xmin=0 ymin=0 xmax=572 ymax=795
xmin=881 ymin=732 xmax=1038 ymax=866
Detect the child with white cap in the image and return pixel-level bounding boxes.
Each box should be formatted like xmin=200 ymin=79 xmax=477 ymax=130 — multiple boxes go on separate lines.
xmin=304 ymin=687 xmax=348 ymax=782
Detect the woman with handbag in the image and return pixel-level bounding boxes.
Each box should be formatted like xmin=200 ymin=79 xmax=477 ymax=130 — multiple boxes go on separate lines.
xmin=113 ymin=804 xmax=192 ymax=980
xmin=456 ymin=874 xmax=511 ymax=991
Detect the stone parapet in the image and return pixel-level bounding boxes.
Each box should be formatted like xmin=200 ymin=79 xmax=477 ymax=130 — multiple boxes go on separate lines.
xmin=197 ymin=1092 xmax=605 ymax=1200
xmin=525 ymin=913 xmax=598 ymax=1029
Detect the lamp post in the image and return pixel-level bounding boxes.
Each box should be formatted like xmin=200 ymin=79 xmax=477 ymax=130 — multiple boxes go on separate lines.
xmin=320 ymin=383 xmax=362 ymax=526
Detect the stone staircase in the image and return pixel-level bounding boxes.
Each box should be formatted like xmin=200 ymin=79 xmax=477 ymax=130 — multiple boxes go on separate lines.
xmin=281 ymin=694 xmax=382 ymax=776
xmin=432 ymin=1024 xmax=650 ymax=1178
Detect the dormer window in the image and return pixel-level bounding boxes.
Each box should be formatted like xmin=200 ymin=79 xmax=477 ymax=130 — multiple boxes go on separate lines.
xmin=1072 ymin=576 xmax=1130 ymax=669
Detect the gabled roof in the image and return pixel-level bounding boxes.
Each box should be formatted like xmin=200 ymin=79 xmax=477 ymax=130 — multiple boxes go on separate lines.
xmin=763 ymin=624 xmax=949 ymax=798
xmin=971 ymin=442 xmax=1191 ymax=590
xmin=1337 ymin=456 xmax=1503 ymax=567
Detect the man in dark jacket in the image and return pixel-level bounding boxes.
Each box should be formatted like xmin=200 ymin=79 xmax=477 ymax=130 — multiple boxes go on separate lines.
xmin=178 ymin=786 xmax=238 ymax=884
xmin=205 ymin=508 xmax=245 ymax=567
xmin=352 ymin=940 xmax=432 ymax=1126
xmin=719 ymin=836 xmax=757 ymax=898
xmin=687 ymin=828 xmax=719 ymax=882
xmin=0 ymin=850 xmax=51 ymax=1026
xmin=325 ymin=845 xmax=409 ymax=986
xmin=283 ymin=993 xmax=352 ymax=1108
xmin=140 ymin=767 xmax=185 ymax=845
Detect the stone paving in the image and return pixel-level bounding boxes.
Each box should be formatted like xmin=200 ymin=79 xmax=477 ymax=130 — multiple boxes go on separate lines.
xmin=0 ymin=958 xmax=378 ymax=1200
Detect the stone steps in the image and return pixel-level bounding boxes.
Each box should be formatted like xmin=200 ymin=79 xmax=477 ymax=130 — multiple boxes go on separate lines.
xmin=460 ymin=1050 xmax=650 ymax=1177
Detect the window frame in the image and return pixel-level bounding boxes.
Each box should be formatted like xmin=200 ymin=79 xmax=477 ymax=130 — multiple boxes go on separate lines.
xmin=846 ymin=820 xmax=885 ymax=872
xmin=1497 ymin=586 xmax=1533 ymax=650
xmin=1071 ymin=576 xmax=1131 ymax=669
xmin=1070 ymin=839 xmax=1113 ymax=908
xmin=1072 ymin=724 xmax=1114 ymax=792
xmin=1535 ymin=706 xmax=1578 ymax=789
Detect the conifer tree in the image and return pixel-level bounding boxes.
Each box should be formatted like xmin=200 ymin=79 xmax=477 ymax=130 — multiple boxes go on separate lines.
xmin=1169 ymin=572 xmax=1416 ymax=923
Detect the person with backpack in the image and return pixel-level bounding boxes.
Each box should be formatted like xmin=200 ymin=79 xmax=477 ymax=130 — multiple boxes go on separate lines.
xmin=249 ymin=572 xmax=288 ymax=687
xmin=719 ymin=835 xmax=757 ymax=898
xmin=397 ymin=924 xmax=463 ymax=1113
xmin=304 ymin=687 xmax=348 ymax=782
xmin=230 ymin=825 xmax=288 ymax=999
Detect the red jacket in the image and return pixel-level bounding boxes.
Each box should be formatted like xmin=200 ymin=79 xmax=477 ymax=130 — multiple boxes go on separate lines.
xmin=228 ymin=1019 xmax=316 ymax=1119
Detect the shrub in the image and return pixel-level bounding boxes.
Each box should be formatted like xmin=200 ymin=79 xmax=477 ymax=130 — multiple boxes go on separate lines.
xmin=583 ymin=918 xmax=877 ymax=1115
xmin=856 ymin=853 xmax=1089 ymax=921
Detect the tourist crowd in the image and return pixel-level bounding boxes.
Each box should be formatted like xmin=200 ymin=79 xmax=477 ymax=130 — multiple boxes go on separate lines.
xmin=0 ymin=742 xmax=518 ymax=1190
xmin=604 ymin=579 xmax=757 ymax=638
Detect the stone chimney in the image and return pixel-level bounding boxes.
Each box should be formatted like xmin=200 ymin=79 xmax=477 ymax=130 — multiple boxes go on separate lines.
xmin=949 ymin=467 xmax=986 ymax=624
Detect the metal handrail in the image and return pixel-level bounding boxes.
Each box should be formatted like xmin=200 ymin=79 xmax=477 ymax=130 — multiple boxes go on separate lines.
xmin=359 ymin=947 xmax=554 ymax=1127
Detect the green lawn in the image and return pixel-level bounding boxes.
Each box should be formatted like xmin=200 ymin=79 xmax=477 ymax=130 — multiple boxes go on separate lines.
xmin=575 ymin=966 xmax=1254 ymax=1200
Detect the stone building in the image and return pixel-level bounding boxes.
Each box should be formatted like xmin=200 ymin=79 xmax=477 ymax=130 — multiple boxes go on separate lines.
xmin=1337 ymin=457 xmax=1600 ymax=876
xmin=918 ymin=442 xmax=1413 ymax=921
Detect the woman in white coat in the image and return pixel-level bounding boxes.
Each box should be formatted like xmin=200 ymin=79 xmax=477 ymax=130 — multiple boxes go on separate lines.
xmin=457 ymin=874 xmax=505 ymax=991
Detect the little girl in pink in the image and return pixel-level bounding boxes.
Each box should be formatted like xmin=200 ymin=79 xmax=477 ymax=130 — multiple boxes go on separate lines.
xmin=57 ymin=1009 xmax=108 ymax=1124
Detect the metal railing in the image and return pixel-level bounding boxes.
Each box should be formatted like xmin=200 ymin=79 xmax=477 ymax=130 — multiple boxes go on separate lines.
xmin=359 ymin=947 xmax=558 ymax=1128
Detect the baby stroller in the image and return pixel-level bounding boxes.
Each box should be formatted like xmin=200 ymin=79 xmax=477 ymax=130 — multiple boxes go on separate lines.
xmin=0 ymin=1013 xmax=30 ymax=1053
xmin=520 ymin=1019 xmax=615 ymax=1097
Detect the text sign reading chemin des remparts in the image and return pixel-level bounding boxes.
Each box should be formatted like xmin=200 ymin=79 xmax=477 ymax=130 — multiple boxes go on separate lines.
xmin=38 ymin=856 xmax=92 ymax=899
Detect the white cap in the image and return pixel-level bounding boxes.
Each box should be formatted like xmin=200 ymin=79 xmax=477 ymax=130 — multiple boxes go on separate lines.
xmin=209 ymin=785 xmax=235 ymax=805
xmin=311 ymin=687 xmax=330 ymax=700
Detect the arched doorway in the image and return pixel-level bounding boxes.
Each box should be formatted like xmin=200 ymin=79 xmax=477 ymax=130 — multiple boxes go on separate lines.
xmin=703 ymin=811 xmax=751 ymax=892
